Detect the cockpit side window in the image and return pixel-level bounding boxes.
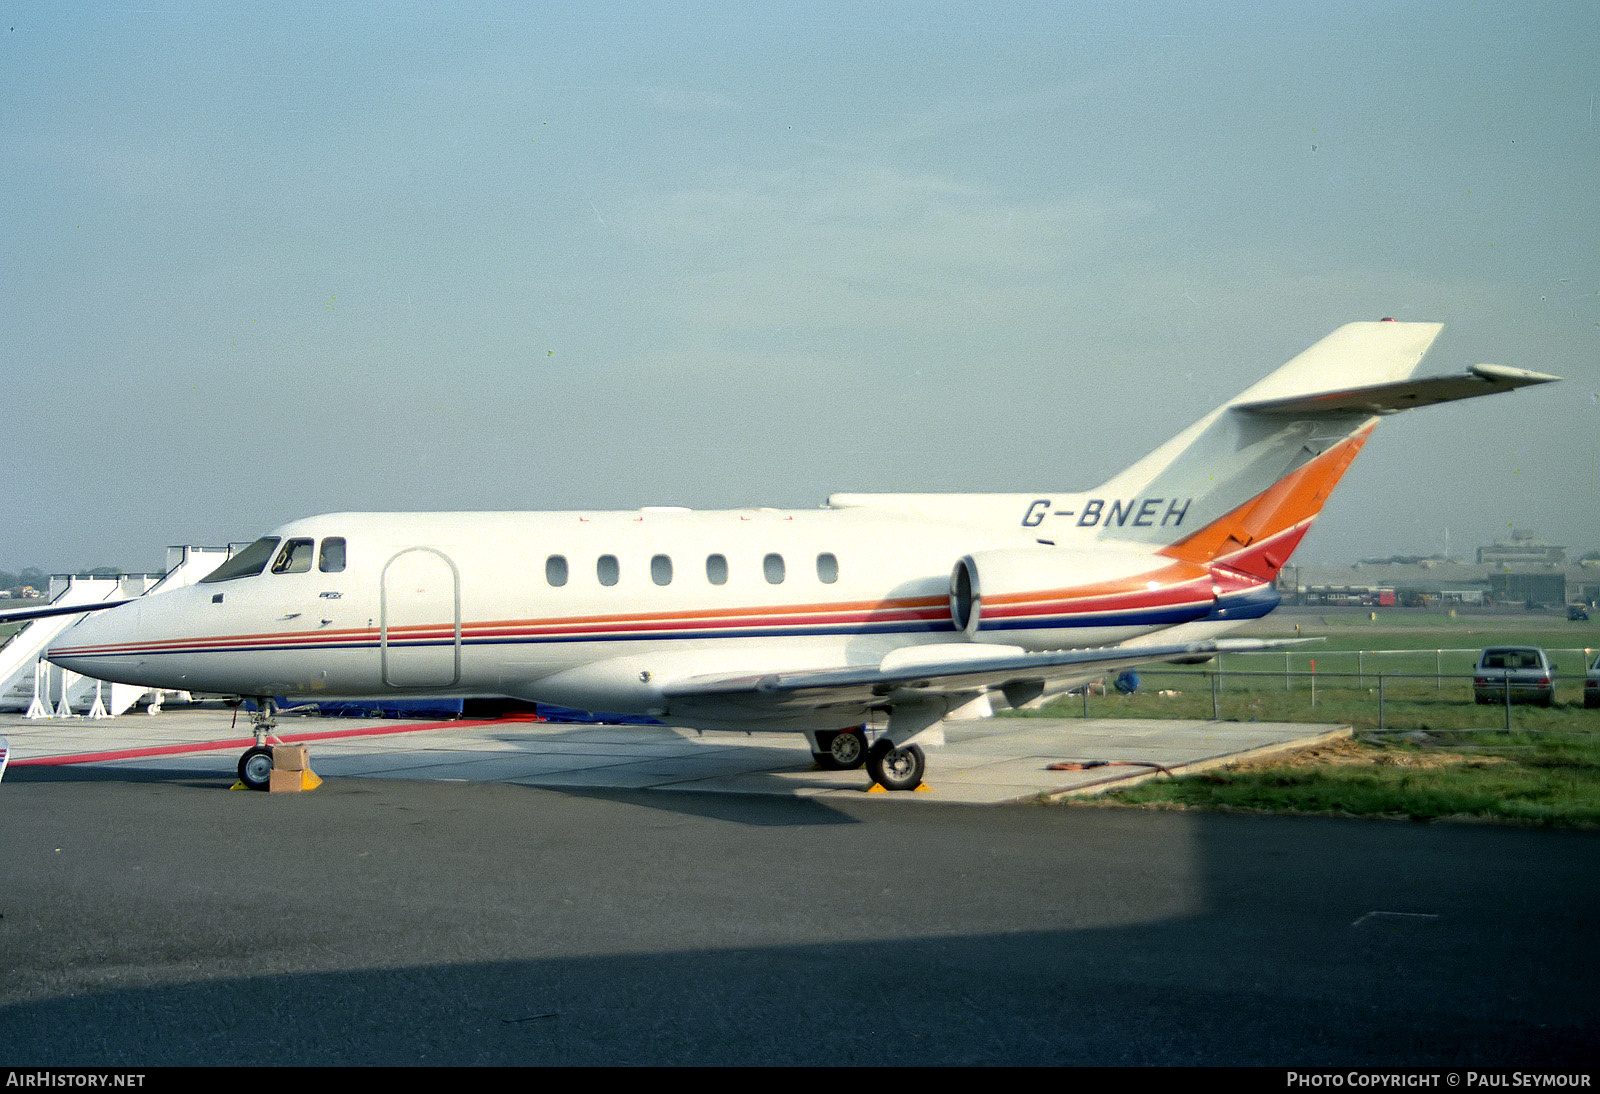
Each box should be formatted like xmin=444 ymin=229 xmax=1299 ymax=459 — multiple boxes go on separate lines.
xmin=200 ymin=537 xmax=282 ymax=583
xmin=271 ymin=538 xmax=316 ymax=575
xmin=318 ymin=537 xmax=347 ymax=573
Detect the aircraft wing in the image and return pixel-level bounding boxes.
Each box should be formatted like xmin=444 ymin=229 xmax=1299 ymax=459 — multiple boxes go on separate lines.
xmin=663 ymin=637 xmax=1307 ymax=713
xmin=0 ymin=599 xmax=134 ymax=624
xmin=1234 ymin=363 xmax=1560 ymax=417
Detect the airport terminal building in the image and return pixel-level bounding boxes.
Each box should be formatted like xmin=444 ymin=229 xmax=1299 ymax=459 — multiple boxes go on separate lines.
xmin=1280 ymin=533 xmax=1598 ymax=611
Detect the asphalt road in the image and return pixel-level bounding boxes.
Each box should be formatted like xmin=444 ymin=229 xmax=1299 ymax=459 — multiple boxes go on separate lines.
xmin=1 ymin=767 xmax=1596 ymax=1066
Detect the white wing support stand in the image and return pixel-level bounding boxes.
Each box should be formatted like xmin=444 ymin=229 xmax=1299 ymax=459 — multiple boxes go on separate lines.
xmin=87 ymin=678 xmax=110 ymax=719
xmin=25 ymin=659 xmax=51 ymax=720
xmin=54 ymin=667 xmax=78 ymax=719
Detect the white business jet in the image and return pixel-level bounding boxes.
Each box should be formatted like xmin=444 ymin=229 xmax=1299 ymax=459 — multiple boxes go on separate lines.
xmin=36 ymin=321 xmax=1556 ymax=790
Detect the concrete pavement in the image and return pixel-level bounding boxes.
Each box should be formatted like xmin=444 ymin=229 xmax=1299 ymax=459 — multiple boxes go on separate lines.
xmin=0 ymin=706 xmax=1348 ymax=802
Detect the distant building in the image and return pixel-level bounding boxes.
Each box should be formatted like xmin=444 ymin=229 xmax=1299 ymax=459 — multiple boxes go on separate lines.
xmin=1282 ymin=561 xmax=1491 ymax=608
xmin=1477 ymin=529 xmax=1566 ymax=566
xmin=1487 ymin=571 xmax=1567 ymax=608
xmin=1282 ymin=551 xmax=1597 ymax=610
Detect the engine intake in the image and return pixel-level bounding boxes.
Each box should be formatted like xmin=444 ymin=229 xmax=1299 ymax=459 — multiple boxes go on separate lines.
xmin=949 ymin=547 xmax=1214 ymax=643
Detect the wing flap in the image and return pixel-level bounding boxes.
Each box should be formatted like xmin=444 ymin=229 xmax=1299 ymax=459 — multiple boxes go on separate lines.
xmin=662 ymin=638 xmax=1311 ymax=712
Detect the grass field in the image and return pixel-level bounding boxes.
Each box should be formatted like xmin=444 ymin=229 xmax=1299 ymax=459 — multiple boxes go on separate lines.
xmin=1028 ymin=609 xmax=1600 ymax=826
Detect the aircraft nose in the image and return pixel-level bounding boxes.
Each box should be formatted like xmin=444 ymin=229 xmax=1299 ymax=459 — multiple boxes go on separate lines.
xmin=46 ymin=601 xmax=146 ymax=682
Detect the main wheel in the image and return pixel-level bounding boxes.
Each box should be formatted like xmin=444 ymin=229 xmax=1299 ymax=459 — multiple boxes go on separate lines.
xmin=238 ymin=745 xmax=274 ymax=791
xmin=814 ymin=728 xmax=868 ymax=770
xmin=866 ymin=740 xmax=925 ymax=791
xmin=830 ymin=728 xmax=867 ymax=769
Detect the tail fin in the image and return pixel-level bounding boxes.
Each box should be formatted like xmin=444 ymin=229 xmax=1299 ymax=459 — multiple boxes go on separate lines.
xmin=1096 ymin=321 xmax=1556 ymax=578
xmin=827 ymin=322 xmax=1556 ymax=569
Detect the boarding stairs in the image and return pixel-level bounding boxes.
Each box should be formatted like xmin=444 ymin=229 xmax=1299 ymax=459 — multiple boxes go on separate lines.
xmin=0 ymin=546 xmax=232 ymax=717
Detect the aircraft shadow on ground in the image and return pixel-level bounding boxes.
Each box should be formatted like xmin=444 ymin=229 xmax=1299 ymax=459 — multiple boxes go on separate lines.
xmin=2 ymin=919 xmax=1595 ymax=1067
xmin=3 ymin=761 xmax=869 ymax=827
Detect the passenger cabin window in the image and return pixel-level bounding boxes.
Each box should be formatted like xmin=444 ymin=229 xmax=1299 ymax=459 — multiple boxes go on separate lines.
xmin=200 ymin=537 xmax=280 ymax=583
xmin=706 ymin=554 xmax=728 ymax=585
xmin=597 ymin=554 xmax=620 ymax=587
xmin=546 ymin=555 xmax=568 ymax=587
xmin=816 ymin=553 xmax=839 ymax=584
xmin=318 ymin=537 xmax=347 ymax=573
xmin=651 ymin=554 xmax=673 ymax=586
xmin=763 ymin=553 xmax=786 ymax=584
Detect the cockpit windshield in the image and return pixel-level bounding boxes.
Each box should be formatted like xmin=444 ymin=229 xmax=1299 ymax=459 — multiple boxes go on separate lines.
xmin=200 ymin=537 xmax=282 ymax=583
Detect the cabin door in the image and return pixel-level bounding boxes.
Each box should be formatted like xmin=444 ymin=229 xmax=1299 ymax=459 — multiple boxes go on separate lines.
xmin=380 ymin=547 xmax=461 ymax=688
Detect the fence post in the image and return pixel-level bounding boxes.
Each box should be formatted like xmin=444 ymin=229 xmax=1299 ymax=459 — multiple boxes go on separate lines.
xmin=1377 ymin=673 xmax=1385 ymax=730
xmin=1210 ymin=671 xmax=1220 ymax=720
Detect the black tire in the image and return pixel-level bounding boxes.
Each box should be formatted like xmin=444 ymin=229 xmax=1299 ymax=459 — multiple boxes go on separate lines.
xmin=866 ymin=740 xmax=925 ymax=792
xmin=238 ymin=745 xmax=274 ymax=791
xmin=830 ymin=728 xmax=867 ymax=769
xmin=813 ymin=728 xmax=868 ymax=770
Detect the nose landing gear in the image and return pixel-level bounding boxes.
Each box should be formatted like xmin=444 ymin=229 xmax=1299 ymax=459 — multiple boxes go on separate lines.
xmin=234 ymin=697 xmax=319 ymax=792
xmin=235 ymin=697 xmax=278 ymax=791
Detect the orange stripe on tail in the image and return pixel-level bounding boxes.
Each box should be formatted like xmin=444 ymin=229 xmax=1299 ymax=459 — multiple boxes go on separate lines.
xmin=1159 ymin=424 xmax=1375 ymax=578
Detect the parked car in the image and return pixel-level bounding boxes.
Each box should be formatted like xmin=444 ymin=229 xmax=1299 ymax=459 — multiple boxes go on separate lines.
xmin=1473 ymin=646 xmax=1556 ymax=707
xmin=1570 ymin=604 xmax=1591 ymax=622
xmin=1585 ymin=651 xmax=1599 ymax=709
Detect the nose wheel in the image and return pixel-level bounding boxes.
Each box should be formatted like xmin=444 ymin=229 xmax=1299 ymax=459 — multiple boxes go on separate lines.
xmin=238 ymin=745 xmax=275 ymax=791
xmin=238 ymin=697 xmax=277 ymax=792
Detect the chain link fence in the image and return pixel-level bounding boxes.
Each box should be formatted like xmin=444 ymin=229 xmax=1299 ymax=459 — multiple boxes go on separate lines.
xmin=1060 ymin=646 xmax=1599 ymax=732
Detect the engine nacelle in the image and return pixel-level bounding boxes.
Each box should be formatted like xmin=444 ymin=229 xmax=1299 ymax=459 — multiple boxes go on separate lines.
xmin=950 ymin=546 xmax=1214 ymax=647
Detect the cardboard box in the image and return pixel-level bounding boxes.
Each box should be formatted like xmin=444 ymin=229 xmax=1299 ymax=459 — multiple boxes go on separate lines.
xmin=272 ymin=745 xmax=309 ymax=772
xmin=269 ymin=768 xmax=307 ymax=792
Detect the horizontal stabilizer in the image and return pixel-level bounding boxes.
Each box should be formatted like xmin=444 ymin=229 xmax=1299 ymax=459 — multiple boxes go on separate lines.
xmin=1234 ymin=363 xmax=1560 ymax=417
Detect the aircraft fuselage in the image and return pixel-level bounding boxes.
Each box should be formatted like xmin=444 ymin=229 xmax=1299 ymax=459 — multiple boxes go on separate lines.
xmin=49 ymin=503 xmax=1255 ymax=725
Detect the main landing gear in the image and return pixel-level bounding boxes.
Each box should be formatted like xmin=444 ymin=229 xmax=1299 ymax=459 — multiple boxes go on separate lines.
xmin=813 ymin=726 xmax=927 ymax=791
xmin=811 ymin=727 xmax=869 ymax=770
xmin=866 ymin=739 xmax=926 ymax=792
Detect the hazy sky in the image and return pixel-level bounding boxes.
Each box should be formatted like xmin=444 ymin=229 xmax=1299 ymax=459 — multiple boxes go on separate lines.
xmin=4 ymin=1 xmax=1596 ymax=572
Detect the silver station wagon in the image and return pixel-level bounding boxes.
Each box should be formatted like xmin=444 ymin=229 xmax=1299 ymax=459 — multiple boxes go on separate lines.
xmin=1473 ymin=646 xmax=1556 ymax=707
